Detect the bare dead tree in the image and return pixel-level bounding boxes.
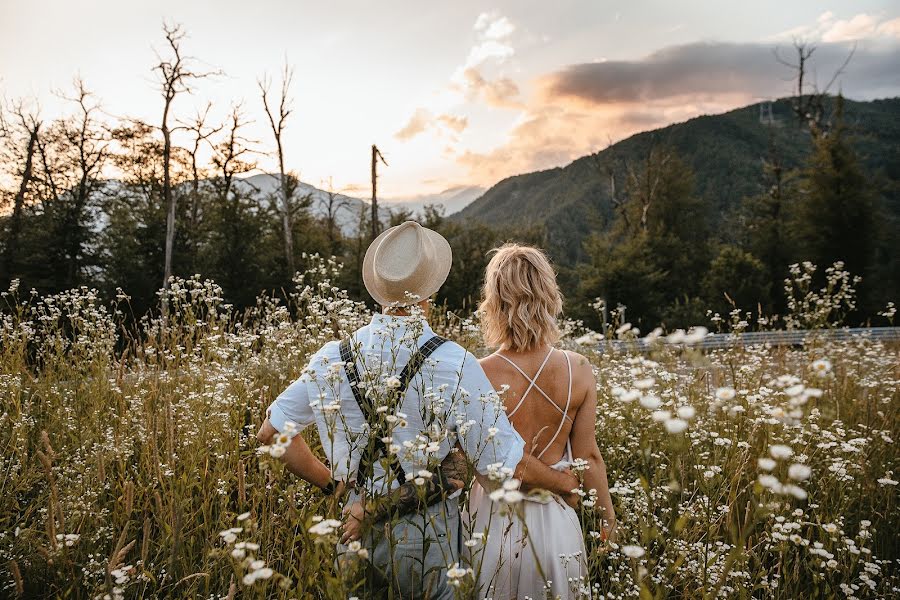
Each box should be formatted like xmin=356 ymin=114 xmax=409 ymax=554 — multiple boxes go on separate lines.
xmin=55 ymin=79 xmax=110 ymax=287
xmin=0 ymin=99 xmax=42 ymax=280
xmin=37 ymin=78 xmax=111 ymax=287
xmin=775 ymin=41 xmax=855 ymax=136
xmin=593 ymin=138 xmax=630 ymax=231
xmin=177 ymin=104 xmax=222 ymax=234
xmin=620 ymin=144 xmax=672 ymax=234
xmin=371 ymin=144 xmax=387 ymax=240
xmin=318 ymin=177 xmax=351 ymax=255
xmin=258 ymin=60 xmax=297 ymax=274
xmin=153 ymin=22 xmax=218 ymax=302
xmin=210 ymin=104 xmax=256 ymax=203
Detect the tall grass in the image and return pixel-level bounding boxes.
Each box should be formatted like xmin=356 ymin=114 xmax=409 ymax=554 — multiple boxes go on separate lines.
xmin=1 ymin=258 xmax=897 ymax=599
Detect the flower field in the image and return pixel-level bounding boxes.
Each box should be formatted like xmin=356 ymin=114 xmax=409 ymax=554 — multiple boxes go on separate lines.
xmin=1 ymin=258 xmax=897 ymax=599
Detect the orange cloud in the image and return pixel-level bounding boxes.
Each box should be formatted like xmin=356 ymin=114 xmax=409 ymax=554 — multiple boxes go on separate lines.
xmin=394 ymin=108 xmax=468 ymax=140
xmin=395 ymin=108 xmax=431 ymax=140
xmin=460 ymin=67 xmax=523 ymax=109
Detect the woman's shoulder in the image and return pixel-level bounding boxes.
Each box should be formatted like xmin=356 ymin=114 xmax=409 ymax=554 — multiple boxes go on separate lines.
xmin=477 ymin=351 xmax=505 ymax=372
xmin=561 ymin=348 xmax=594 ymax=371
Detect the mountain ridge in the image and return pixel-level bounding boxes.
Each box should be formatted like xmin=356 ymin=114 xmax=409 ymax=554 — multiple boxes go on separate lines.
xmin=452 ymin=96 xmax=900 ymax=265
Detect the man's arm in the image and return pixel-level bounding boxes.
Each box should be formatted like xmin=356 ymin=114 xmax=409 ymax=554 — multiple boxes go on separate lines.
xmin=257 ymin=418 xmax=332 ymax=489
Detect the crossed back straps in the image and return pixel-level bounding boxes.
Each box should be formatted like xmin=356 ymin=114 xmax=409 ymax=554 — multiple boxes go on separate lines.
xmin=339 ymin=334 xmax=448 ymax=486
xmin=495 ymin=348 xmax=575 ymax=461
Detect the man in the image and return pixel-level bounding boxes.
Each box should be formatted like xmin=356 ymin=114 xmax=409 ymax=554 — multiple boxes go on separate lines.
xmin=257 ymin=221 xmax=577 ymax=599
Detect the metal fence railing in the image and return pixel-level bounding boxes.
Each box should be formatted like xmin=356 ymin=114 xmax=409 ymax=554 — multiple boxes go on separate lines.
xmin=596 ymin=327 xmax=900 ymax=353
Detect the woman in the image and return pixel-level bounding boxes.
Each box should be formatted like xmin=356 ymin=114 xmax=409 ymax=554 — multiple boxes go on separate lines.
xmin=466 ymin=243 xmax=615 ymax=600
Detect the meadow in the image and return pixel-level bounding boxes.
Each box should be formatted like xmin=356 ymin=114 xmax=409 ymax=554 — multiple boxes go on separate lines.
xmin=0 ymin=257 xmax=897 ymax=599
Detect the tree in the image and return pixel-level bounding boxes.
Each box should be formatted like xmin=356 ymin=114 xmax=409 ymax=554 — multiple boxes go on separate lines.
xmin=740 ymin=131 xmax=795 ymax=313
xmin=775 ymin=41 xmax=855 ymax=137
xmin=790 ymin=96 xmax=877 ymax=310
xmin=104 ymin=119 xmax=184 ymax=316
xmin=201 ymin=104 xmax=266 ymax=305
xmin=178 ymin=104 xmax=222 ymax=266
xmin=579 ymin=147 xmax=712 ymax=328
xmin=318 ymin=177 xmax=351 ymax=255
xmin=259 ymin=60 xmax=298 ymax=276
xmin=0 ymin=99 xmax=41 ymax=284
xmin=154 ymin=22 xmax=217 ymax=302
xmin=36 ymin=79 xmax=110 ymax=289
xmin=702 ymin=245 xmax=770 ymax=318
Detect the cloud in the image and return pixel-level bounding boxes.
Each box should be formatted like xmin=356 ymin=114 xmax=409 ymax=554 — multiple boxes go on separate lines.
xmin=395 ymin=108 xmax=432 ymax=140
xmin=773 ymin=11 xmax=900 ymax=43
xmin=457 ymin=36 xmax=900 ymax=185
xmin=822 ymin=14 xmax=881 ymax=42
xmin=394 ymin=108 xmax=468 ymax=141
xmin=437 ymin=113 xmax=468 ymax=133
xmin=475 ymin=12 xmax=515 ymax=40
xmin=463 ymin=12 xmax=516 ymax=71
xmin=540 ymin=41 xmax=900 ymax=106
xmin=396 ymin=12 xmax=520 ymax=145
xmin=460 ymin=67 xmax=523 ymax=108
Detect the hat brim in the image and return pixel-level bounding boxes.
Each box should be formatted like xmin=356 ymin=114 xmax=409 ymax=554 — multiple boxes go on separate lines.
xmin=362 ymin=226 xmax=452 ymax=306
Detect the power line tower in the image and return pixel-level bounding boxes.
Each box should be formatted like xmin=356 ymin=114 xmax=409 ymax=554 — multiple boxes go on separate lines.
xmin=371 ymin=144 xmax=388 ymax=241
xmin=759 ymin=101 xmax=775 ymax=125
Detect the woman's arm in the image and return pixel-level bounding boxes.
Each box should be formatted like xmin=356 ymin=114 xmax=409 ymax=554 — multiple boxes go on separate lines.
xmin=569 ymin=356 xmax=616 ymax=538
xmin=515 ymin=453 xmax=578 ymax=497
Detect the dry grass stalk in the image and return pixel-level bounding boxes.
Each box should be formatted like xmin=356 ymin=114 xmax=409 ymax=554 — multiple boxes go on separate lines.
xmin=9 ymin=559 xmax=24 ymax=597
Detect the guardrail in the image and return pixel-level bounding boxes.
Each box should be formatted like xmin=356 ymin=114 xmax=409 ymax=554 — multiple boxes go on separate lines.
xmin=596 ymin=327 xmax=900 ymax=353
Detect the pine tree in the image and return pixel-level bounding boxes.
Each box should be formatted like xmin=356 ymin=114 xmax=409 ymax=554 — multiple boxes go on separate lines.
xmin=741 ymin=131 xmax=794 ymax=313
xmin=791 ymin=95 xmax=878 ymax=310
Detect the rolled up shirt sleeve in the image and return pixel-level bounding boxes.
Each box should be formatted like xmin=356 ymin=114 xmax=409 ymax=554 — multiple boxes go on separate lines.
xmin=452 ymin=351 xmax=525 ymax=476
xmin=267 ymin=372 xmax=316 ymax=436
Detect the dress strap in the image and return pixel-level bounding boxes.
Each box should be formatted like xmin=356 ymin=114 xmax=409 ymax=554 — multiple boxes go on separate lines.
xmin=495 ymin=347 xmax=555 ymax=418
xmin=537 ymin=350 xmax=574 ymax=459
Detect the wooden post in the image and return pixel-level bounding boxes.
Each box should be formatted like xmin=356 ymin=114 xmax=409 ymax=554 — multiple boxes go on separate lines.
xmin=371 ymin=144 xmax=387 ymax=241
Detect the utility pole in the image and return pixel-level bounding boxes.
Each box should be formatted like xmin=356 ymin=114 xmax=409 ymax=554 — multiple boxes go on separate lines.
xmin=371 ymin=144 xmax=387 ymax=241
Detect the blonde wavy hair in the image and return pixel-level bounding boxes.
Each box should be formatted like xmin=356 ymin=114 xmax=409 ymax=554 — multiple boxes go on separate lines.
xmin=479 ymin=243 xmax=563 ymax=351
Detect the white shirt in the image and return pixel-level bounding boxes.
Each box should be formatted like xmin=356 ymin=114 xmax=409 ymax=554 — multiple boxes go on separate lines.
xmin=267 ymin=313 xmax=525 ymax=492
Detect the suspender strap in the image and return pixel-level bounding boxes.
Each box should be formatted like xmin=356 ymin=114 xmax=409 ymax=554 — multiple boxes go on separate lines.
xmin=340 ymin=334 xmax=448 ymax=486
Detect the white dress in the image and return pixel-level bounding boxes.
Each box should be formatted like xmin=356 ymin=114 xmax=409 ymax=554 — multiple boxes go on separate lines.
xmin=465 ymin=349 xmax=588 ymax=600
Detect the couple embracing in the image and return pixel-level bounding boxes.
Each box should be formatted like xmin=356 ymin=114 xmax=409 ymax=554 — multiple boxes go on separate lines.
xmin=258 ymin=221 xmax=615 ymax=599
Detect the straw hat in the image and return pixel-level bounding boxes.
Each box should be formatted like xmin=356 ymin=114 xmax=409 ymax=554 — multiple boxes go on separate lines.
xmin=362 ymin=221 xmax=452 ymax=306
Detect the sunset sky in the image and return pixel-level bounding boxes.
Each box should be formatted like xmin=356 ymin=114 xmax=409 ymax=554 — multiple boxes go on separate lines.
xmin=2 ymin=1 xmax=899 ymax=197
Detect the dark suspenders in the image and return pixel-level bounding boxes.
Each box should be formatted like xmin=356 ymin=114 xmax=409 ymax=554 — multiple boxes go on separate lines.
xmin=339 ymin=334 xmax=448 ymax=486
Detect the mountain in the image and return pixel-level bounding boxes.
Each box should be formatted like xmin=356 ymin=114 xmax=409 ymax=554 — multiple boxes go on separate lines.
xmin=384 ymin=185 xmax=485 ymax=216
xmin=235 ymin=175 xmax=481 ymax=235
xmin=236 ymin=173 xmax=370 ymax=236
xmin=453 ymin=97 xmax=900 ymax=265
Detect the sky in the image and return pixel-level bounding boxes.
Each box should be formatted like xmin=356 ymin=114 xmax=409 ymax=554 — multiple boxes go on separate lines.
xmin=2 ymin=1 xmax=899 ymax=197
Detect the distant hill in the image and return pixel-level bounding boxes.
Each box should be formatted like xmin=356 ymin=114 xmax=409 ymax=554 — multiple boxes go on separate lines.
xmin=236 ymin=175 xmax=481 ymax=235
xmin=236 ymin=174 xmax=369 ymax=236
xmin=453 ymin=97 xmax=900 ymax=265
xmin=384 ymin=185 xmax=485 ymax=216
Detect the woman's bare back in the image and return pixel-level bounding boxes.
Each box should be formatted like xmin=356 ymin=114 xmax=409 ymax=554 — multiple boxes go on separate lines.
xmin=480 ymin=347 xmax=592 ymax=465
